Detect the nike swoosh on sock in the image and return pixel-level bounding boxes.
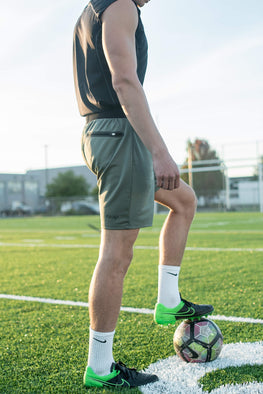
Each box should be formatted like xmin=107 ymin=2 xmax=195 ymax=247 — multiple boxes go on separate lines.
xmin=167 ymin=272 xmax=178 ymax=277
xmin=94 ymin=338 xmax=107 ymax=344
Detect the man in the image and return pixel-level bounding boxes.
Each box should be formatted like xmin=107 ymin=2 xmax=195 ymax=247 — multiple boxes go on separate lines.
xmin=73 ymin=0 xmax=214 ymax=389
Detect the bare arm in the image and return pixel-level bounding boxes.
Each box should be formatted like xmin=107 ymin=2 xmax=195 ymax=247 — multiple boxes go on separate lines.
xmin=101 ymin=0 xmax=180 ymax=190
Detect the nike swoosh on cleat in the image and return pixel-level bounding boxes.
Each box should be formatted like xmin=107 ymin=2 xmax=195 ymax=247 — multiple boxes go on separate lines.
xmin=164 ymin=307 xmax=196 ymax=316
xmin=103 ymin=378 xmax=129 ymax=388
xmin=94 ymin=338 xmax=107 ymax=343
xmin=89 ymin=377 xmax=129 ymax=388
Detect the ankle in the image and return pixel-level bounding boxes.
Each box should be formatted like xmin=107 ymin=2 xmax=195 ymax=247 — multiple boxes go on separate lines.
xmin=88 ymin=328 xmax=115 ymax=376
xmin=157 ymin=265 xmax=181 ymax=308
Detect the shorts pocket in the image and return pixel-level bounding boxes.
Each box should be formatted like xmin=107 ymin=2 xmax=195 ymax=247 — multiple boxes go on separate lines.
xmin=82 ymin=130 xmax=124 ymax=177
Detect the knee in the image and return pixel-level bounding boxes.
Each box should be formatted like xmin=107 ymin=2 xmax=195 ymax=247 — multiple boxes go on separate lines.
xmin=97 ymin=229 xmax=139 ymax=278
xmin=116 ymin=245 xmax=134 ymax=274
xmin=99 ymin=242 xmax=134 ymax=278
xmin=186 ymin=187 xmax=198 ymax=215
xmin=172 ymin=187 xmax=197 ymax=220
xmin=110 ymin=249 xmax=133 ymax=278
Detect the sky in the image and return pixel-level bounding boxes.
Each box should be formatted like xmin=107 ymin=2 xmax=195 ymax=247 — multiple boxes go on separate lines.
xmin=0 ymin=0 xmax=263 ymax=176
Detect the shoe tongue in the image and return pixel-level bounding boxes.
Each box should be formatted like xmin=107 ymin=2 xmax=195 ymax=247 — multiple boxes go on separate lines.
xmin=110 ymin=362 xmax=116 ymax=373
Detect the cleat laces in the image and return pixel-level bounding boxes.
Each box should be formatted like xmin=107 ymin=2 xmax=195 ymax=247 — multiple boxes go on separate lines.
xmin=115 ymin=361 xmax=139 ymax=379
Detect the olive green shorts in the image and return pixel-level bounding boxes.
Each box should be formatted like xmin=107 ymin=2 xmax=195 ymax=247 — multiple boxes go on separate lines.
xmin=81 ymin=118 xmax=156 ymax=230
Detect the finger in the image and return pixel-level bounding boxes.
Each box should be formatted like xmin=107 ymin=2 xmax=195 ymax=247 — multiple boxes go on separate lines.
xmin=156 ymin=176 xmax=163 ymax=188
xmin=167 ymin=178 xmax=174 ymax=191
xmin=161 ymin=177 xmax=169 ymax=190
xmin=174 ymin=176 xmax=180 ymax=189
xmin=165 ymin=177 xmax=176 ymax=190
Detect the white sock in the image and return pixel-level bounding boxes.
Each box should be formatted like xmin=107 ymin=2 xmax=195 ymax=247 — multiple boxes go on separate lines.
xmin=88 ymin=328 xmax=115 ymax=376
xmin=157 ymin=265 xmax=181 ymax=308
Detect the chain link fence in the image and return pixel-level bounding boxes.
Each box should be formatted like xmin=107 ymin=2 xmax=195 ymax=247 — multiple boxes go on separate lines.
xmin=1 ymin=160 xmax=262 ymax=216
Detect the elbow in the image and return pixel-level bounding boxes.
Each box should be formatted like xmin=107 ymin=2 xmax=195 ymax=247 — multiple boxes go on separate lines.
xmin=112 ymin=73 xmax=138 ymax=96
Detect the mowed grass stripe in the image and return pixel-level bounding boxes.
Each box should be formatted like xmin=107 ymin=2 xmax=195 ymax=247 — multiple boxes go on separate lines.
xmin=0 ymin=226 xmax=263 ymax=232
xmin=1 ymin=294 xmax=263 ymax=325
xmin=1 ymin=241 xmax=263 ymax=252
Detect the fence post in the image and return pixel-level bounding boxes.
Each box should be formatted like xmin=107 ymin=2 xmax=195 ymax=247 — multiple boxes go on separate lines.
xmin=224 ymin=166 xmax=231 ymax=211
xmin=259 ymin=163 xmax=263 ymax=213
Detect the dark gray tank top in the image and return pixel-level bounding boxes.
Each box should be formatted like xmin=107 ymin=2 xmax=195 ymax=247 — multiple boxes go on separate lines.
xmin=73 ymin=0 xmax=148 ymax=117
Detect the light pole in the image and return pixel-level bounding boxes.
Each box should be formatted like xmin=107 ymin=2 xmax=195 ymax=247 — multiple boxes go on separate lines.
xmin=44 ymin=144 xmax=49 ymax=191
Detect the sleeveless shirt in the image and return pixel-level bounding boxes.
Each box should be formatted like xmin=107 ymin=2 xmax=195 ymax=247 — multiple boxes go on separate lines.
xmin=73 ymin=0 xmax=148 ymax=117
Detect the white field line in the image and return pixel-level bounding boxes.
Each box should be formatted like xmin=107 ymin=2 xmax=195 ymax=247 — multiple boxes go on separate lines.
xmin=141 ymin=342 xmax=263 ymax=394
xmin=1 ymin=294 xmax=263 ymax=325
xmin=0 ymin=242 xmax=263 ymax=252
xmin=1 ymin=229 xmax=263 ymax=234
xmin=143 ymin=230 xmax=263 ymax=234
xmin=185 ymin=246 xmax=263 ymax=252
xmin=190 ymin=230 xmax=263 ymax=233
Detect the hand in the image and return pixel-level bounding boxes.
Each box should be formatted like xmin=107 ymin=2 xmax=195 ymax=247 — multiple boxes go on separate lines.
xmin=153 ymin=151 xmax=180 ymax=190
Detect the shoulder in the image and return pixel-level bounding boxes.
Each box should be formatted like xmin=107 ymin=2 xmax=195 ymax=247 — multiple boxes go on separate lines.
xmin=90 ymin=0 xmax=139 ymax=19
xmin=101 ymin=0 xmax=139 ymax=27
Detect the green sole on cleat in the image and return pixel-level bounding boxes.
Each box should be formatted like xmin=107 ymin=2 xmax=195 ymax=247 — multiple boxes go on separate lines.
xmin=154 ymin=301 xmax=214 ymax=325
xmin=186 ymin=312 xmax=213 ymax=323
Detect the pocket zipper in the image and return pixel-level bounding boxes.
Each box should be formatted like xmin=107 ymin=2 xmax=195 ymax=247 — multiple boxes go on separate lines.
xmin=88 ymin=131 xmax=124 ymax=137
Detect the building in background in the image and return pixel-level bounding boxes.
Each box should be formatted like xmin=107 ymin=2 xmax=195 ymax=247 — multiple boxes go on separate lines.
xmin=229 ymin=177 xmax=260 ymax=209
xmin=0 ymin=165 xmax=262 ymax=214
xmin=0 ymin=166 xmax=97 ymax=214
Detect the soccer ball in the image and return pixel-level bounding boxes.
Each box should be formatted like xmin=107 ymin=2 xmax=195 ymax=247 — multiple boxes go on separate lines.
xmin=173 ymin=318 xmax=223 ymax=363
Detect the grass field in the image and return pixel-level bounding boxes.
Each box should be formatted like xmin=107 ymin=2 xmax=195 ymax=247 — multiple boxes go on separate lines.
xmin=0 ymin=212 xmax=262 ymax=393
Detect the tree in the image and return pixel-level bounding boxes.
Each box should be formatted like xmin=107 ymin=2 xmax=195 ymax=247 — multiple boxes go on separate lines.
xmin=181 ymin=139 xmax=224 ymax=200
xmin=90 ymin=185 xmax=99 ymax=201
xmin=45 ymin=170 xmax=90 ymax=197
xmin=252 ymin=155 xmax=263 ymax=180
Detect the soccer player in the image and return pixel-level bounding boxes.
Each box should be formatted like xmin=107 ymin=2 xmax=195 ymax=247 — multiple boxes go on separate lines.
xmin=73 ymin=0 xmax=214 ymax=389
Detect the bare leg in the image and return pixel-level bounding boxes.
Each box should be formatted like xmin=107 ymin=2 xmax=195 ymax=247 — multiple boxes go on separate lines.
xmin=155 ymin=179 xmax=197 ymax=267
xmin=154 ymin=180 xmax=214 ymax=323
xmin=89 ymin=228 xmax=139 ymax=332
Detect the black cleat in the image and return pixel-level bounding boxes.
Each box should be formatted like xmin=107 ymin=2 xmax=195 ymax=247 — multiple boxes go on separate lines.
xmin=84 ymin=361 xmax=158 ymax=389
xmin=155 ymin=298 xmax=214 ymax=325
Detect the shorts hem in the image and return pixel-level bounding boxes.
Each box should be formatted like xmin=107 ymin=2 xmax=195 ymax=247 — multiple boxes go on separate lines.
xmin=102 ymin=222 xmax=153 ymax=230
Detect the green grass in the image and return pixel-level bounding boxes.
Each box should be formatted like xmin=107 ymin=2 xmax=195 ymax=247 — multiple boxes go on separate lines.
xmin=0 ymin=212 xmax=263 ymax=393
xmin=199 ymin=364 xmax=263 ymax=392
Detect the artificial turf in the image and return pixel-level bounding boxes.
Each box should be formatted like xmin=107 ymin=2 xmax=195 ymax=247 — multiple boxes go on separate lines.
xmin=0 ymin=212 xmax=262 ymax=392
